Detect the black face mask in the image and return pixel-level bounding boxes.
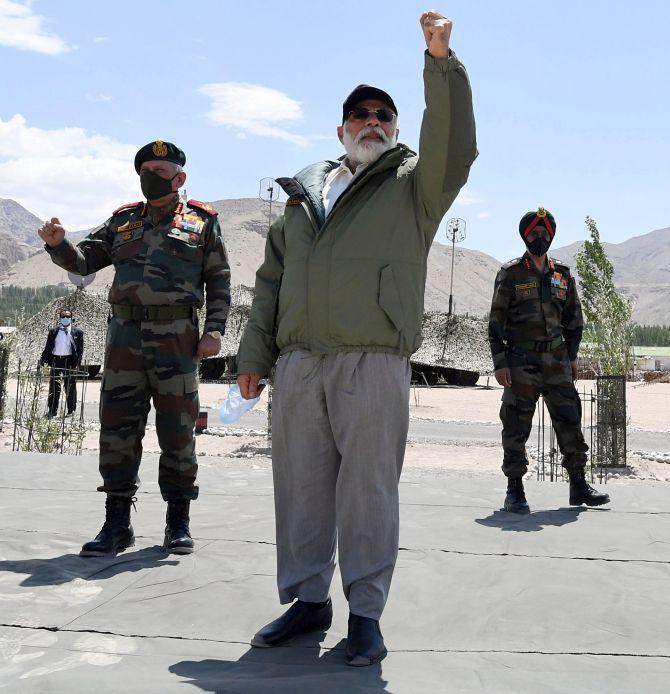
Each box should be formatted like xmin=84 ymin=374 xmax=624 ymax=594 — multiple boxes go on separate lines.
xmin=140 ymin=170 xmax=178 ymax=201
xmin=525 ymin=237 xmax=551 ymax=257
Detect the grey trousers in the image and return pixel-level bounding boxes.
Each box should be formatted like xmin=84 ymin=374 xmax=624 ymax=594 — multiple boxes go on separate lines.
xmin=272 ymin=350 xmax=410 ymax=620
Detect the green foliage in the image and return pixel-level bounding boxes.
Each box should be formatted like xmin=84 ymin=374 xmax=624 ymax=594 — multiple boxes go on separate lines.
xmin=12 ymin=364 xmax=87 ymax=454
xmin=575 ymin=216 xmax=632 ymax=376
xmin=630 ymin=324 xmax=670 ymax=346
xmin=0 ymin=285 xmax=69 ymax=326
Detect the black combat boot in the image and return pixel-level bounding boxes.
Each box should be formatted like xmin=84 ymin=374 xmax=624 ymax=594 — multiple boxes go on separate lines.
xmin=569 ymin=469 xmax=610 ymax=506
xmin=164 ymin=500 xmax=194 ymax=554
xmin=503 ymin=478 xmax=530 ymax=514
xmin=80 ymin=496 xmax=134 ymax=557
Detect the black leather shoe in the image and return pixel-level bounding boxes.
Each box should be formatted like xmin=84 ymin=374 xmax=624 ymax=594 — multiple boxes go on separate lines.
xmin=503 ymin=478 xmax=530 ymax=514
xmin=164 ymin=500 xmax=194 ymax=554
xmin=251 ymin=599 xmax=332 ymax=648
xmin=345 ymin=613 xmax=387 ymax=667
xmin=569 ymin=470 xmax=610 ymax=506
xmin=80 ymin=496 xmax=134 ymax=557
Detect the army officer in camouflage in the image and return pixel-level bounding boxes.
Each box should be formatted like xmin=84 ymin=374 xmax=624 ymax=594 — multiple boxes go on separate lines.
xmin=38 ymin=140 xmax=231 ymax=555
xmin=488 ymin=208 xmax=609 ymax=513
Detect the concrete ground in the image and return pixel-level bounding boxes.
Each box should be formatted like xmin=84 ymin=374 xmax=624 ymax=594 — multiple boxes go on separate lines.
xmin=1 ymin=452 xmax=670 ymax=693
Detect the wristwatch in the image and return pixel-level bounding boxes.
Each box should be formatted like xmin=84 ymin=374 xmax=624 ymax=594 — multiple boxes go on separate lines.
xmin=206 ymin=331 xmax=222 ymax=341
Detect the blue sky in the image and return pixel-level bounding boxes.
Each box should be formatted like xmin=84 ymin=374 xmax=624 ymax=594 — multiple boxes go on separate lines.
xmin=1 ymin=0 xmax=668 ymax=260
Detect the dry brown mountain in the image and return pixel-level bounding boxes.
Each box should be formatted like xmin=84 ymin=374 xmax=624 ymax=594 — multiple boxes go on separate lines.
xmin=0 ymin=198 xmax=43 ymax=274
xmin=552 ymin=227 xmax=670 ymax=326
xmin=0 ymin=197 xmax=667 ymax=324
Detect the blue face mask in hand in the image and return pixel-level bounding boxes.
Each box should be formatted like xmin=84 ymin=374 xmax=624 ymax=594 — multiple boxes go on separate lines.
xmin=59 ymin=317 xmax=72 ymax=327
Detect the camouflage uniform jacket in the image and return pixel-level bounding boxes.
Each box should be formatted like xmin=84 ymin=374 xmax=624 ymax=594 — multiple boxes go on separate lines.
xmin=488 ymin=252 xmax=583 ymax=370
xmin=46 ymin=199 xmax=231 ymax=334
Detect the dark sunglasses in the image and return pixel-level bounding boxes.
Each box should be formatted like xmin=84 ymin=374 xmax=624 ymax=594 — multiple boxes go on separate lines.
xmin=347 ymin=107 xmax=396 ymax=123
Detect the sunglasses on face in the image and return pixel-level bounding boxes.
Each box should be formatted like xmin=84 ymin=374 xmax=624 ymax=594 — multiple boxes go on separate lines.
xmin=347 ymin=107 xmax=396 ymax=123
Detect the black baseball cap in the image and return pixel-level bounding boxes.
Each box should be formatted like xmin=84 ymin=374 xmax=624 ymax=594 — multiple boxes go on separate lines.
xmin=342 ymin=85 xmax=397 ymax=123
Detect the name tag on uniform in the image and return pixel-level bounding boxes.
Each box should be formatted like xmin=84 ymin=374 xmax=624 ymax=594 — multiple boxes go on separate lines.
xmin=116 ymin=221 xmax=143 ymax=233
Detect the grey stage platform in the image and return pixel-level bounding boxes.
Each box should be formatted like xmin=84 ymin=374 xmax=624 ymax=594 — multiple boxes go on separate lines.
xmin=1 ymin=451 xmax=669 ymax=693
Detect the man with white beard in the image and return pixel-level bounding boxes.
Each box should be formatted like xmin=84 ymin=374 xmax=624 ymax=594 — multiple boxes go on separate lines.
xmin=236 ymin=10 xmax=477 ymax=666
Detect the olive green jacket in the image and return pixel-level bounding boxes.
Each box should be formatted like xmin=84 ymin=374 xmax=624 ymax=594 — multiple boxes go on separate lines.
xmin=238 ymin=51 xmax=477 ymax=377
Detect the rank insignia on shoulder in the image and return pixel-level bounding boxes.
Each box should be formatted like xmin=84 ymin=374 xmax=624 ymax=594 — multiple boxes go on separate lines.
xmin=286 ymin=196 xmax=302 ymax=206
xmin=502 ymin=258 xmax=521 ymax=269
xmin=187 ymin=199 xmax=217 ymax=215
xmin=116 ymin=220 xmax=143 ymax=233
xmin=113 ymin=201 xmax=143 ymax=215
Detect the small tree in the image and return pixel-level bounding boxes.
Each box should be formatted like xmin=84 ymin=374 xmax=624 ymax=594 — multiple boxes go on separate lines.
xmin=575 ymin=216 xmax=632 ymax=376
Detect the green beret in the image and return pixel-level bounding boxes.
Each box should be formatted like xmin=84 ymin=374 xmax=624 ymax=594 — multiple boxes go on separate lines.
xmin=519 ymin=207 xmax=556 ymax=240
xmin=134 ymin=140 xmax=186 ymax=174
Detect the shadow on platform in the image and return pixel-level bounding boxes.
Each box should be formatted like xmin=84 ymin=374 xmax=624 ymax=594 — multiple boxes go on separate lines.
xmin=474 ymin=506 xmax=605 ymax=532
xmin=0 ymin=545 xmax=179 ymax=587
xmin=169 ymin=637 xmax=390 ymax=693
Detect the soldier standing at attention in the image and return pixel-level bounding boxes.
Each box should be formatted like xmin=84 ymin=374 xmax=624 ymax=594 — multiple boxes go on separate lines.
xmin=489 ymin=208 xmax=610 ymax=514
xmin=38 ymin=141 xmax=231 ymax=555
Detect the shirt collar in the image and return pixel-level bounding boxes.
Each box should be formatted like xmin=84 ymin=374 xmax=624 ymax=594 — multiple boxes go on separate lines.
xmin=341 ymin=157 xmax=368 ymax=177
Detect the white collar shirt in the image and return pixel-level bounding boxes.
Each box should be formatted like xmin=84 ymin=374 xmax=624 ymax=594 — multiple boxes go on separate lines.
xmin=322 ymin=159 xmax=368 ymax=217
xmin=53 ymin=325 xmax=74 ymax=356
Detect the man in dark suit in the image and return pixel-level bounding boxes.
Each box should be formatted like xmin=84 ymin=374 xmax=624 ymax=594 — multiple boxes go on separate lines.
xmin=40 ymin=308 xmax=84 ymax=417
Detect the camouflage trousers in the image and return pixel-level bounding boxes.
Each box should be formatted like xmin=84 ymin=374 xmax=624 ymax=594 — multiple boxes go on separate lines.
xmin=500 ymin=345 xmax=588 ymax=478
xmin=97 ymin=316 xmax=200 ymax=501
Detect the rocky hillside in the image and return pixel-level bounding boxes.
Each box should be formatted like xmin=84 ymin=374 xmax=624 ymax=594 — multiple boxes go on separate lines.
xmin=0 ymin=197 xmax=668 ymax=325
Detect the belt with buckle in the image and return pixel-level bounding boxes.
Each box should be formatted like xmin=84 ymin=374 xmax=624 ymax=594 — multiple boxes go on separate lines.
xmin=512 ymin=336 xmax=564 ymax=353
xmin=111 ymin=304 xmax=195 ymax=321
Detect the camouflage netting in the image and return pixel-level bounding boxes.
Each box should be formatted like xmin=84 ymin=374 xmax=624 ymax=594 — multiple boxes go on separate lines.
xmin=412 ymin=312 xmax=493 ymax=374
xmin=201 ymin=285 xmax=253 ymax=358
xmin=11 ymin=288 xmax=109 ymax=371
xmin=10 ymin=285 xmax=493 ymax=375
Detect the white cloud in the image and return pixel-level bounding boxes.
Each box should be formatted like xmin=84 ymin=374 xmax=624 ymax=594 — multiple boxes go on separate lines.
xmin=92 ymin=36 xmax=109 ymax=44
xmin=477 ymin=211 xmax=491 ymax=220
xmin=86 ymin=92 xmax=112 ymax=103
xmin=0 ymin=0 xmax=72 ymax=55
xmin=198 ymin=82 xmax=310 ymax=147
xmin=0 ymin=114 xmax=139 ymax=229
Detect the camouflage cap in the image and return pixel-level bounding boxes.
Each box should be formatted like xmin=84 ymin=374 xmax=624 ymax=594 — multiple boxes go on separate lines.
xmin=134 ymin=140 xmax=186 ymax=174
xmin=519 ymin=207 xmax=556 ymax=241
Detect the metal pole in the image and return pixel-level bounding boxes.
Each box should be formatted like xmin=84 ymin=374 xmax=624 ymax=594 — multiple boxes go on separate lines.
xmin=445 ymin=218 xmax=466 ymax=318
xmin=448 ymin=236 xmax=455 ymax=316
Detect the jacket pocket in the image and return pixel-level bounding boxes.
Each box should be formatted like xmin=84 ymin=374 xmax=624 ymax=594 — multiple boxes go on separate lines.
xmin=378 ymin=265 xmax=405 ymax=333
xmin=112 ymin=230 xmax=144 ymax=262
xmin=101 ymin=370 xmax=140 ymax=392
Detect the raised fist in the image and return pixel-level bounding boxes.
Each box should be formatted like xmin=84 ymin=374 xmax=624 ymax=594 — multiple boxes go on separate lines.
xmin=38 ymin=217 xmax=66 ymax=248
xmin=420 ymin=10 xmax=452 ymax=59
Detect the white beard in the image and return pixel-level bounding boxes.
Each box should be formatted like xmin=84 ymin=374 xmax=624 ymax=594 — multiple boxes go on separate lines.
xmin=342 ymin=124 xmax=397 ymax=166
